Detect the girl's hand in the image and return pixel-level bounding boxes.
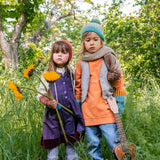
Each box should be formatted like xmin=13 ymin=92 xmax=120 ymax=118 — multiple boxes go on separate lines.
xmin=39 ymin=96 xmax=57 ymax=109
xmin=47 ymin=99 xmax=57 ymax=109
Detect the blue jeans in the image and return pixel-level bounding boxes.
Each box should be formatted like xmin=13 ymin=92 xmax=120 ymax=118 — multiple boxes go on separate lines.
xmin=86 ymin=123 xmax=120 ymax=160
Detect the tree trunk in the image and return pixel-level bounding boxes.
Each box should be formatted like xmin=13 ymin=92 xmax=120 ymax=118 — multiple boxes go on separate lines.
xmin=0 ymin=38 xmax=19 ymax=69
xmin=0 ymin=1 xmax=28 ymax=69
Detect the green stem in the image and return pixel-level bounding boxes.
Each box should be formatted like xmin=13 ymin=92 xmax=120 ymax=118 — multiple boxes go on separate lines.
xmin=49 ymin=83 xmax=53 ymax=98
xmin=48 ymin=83 xmax=68 ymax=144
xmin=34 ymin=73 xmax=48 ymax=93
xmin=21 ymin=86 xmax=48 ymax=98
xmin=57 ymin=102 xmax=76 ymax=116
xmin=55 ymin=108 xmax=69 ymax=144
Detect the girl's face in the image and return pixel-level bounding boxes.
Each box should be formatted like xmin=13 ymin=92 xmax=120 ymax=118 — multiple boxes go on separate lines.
xmin=53 ymin=51 xmax=69 ymax=68
xmin=83 ymin=32 xmax=102 ymax=53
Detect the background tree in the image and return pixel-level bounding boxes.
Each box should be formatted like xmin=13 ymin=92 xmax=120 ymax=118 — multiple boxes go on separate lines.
xmin=0 ymin=0 xmax=30 ymax=69
xmin=0 ymin=0 xmax=75 ymax=69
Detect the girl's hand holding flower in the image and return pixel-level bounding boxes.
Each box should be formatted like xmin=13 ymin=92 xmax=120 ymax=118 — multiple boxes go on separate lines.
xmin=39 ymin=95 xmax=57 ymax=109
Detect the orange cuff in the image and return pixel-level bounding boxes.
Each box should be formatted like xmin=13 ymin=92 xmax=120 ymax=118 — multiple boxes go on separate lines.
xmin=113 ymin=89 xmax=126 ymax=96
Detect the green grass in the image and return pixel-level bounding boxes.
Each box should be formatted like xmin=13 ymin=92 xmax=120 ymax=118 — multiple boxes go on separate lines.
xmin=0 ymin=70 xmax=160 ymax=160
xmin=122 ymin=78 xmax=160 ymax=160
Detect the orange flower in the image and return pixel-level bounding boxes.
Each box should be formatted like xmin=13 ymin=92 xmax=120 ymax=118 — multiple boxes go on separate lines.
xmin=7 ymin=81 xmax=23 ymax=100
xmin=14 ymin=90 xmax=23 ymax=100
xmin=43 ymin=71 xmax=60 ymax=83
xmin=24 ymin=64 xmax=34 ymax=79
xmin=7 ymin=80 xmax=18 ymax=91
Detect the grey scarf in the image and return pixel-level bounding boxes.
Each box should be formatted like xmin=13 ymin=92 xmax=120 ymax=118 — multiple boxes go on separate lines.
xmin=81 ymin=46 xmax=116 ymax=61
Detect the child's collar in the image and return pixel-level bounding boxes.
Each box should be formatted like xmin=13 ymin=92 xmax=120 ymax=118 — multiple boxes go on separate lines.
xmin=56 ymin=67 xmax=65 ymax=74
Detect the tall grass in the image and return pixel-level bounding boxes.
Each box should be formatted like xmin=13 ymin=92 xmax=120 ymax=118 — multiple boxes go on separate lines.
xmin=123 ymin=77 xmax=160 ymax=160
xmin=0 ymin=70 xmax=46 ymax=160
xmin=0 ymin=70 xmax=159 ymax=160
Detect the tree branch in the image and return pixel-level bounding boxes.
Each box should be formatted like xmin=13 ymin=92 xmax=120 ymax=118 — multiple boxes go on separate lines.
xmin=30 ymin=0 xmax=75 ymax=43
xmin=50 ymin=0 xmax=60 ymax=17
xmin=10 ymin=0 xmax=28 ymax=44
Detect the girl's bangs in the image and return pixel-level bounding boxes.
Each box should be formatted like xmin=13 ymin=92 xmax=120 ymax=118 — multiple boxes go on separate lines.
xmin=52 ymin=42 xmax=69 ymax=54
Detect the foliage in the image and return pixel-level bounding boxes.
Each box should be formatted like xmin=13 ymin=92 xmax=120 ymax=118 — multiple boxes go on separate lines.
xmin=0 ymin=0 xmax=44 ymax=38
xmin=102 ymin=0 xmax=160 ymax=85
xmin=18 ymin=46 xmax=48 ymax=72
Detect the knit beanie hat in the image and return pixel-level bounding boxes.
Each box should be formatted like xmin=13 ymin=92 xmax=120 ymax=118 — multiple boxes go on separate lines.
xmin=52 ymin=40 xmax=72 ymax=62
xmin=81 ymin=19 xmax=105 ymax=41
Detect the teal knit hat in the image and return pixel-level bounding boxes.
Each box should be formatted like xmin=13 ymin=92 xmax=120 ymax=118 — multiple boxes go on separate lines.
xmin=81 ymin=19 xmax=105 ymax=41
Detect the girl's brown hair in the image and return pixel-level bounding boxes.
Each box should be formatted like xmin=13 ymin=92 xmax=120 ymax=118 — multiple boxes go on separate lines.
xmin=80 ymin=31 xmax=104 ymax=55
xmin=47 ymin=41 xmax=74 ymax=78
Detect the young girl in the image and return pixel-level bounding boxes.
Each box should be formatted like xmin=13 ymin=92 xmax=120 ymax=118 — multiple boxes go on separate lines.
xmin=75 ymin=19 xmax=126 ymax=160
xmin=37 ymin=40 xmax=85 ymax=160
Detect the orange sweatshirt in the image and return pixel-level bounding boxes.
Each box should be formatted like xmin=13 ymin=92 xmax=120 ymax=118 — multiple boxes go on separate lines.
xmin=75 ymin=58 xmax=126 ymax=126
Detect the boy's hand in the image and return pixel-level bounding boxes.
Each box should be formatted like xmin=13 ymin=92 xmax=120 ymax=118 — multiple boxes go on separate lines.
xmin=107 ymin=69 xmax=121 ymax=81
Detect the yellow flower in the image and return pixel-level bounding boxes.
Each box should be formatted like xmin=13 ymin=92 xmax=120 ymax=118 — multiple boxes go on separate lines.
xmin=7 ymin=81 xmax=23 ymax=100
xmin=7 ymin=80 xmax=18 ymax=91
xmin=24 ymin=64 xmax=34 ymax=79
xmin=43 ymin=71 xmax=60 ymax=83
xmin=14 ymin=90 xmax=23 ymax=100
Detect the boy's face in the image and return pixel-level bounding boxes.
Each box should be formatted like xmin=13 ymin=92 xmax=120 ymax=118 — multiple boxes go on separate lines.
xmin=84 ymin=32 xmax=102 ymax=53
xmin=53 ymin=51 xmax=69 ymax=68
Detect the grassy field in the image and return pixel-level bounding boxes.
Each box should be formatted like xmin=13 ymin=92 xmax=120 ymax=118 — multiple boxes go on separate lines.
xmin=0 ymin=70 xmax=160 ymax=160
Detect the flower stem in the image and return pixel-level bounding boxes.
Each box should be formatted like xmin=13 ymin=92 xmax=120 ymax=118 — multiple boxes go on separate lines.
xmin=48 ymin=83 xmax=69 ymax=144
xmin=57 ymin=102 xmax=76 ymax=116
xmin=34 ymin=73 xmax=48 ymax=93
xmin=49 ymin=83 xmax=53 ymax=98
xmin=20 ymin=86 xmax=75 ymax=116
xmin=21 ymin=86 xmax=48 ymax=98
xmin=55 ymin=108 xmax=69 ymax=144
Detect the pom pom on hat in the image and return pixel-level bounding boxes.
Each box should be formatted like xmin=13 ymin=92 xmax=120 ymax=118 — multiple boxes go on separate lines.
xmin=81 ymin=18 xmax=105 ymax=41
xmin=90 ymin=18 xmax=101 ymax=24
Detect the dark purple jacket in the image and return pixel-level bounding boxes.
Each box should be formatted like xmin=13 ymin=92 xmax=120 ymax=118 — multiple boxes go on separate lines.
xmin=41 ymin=72 xmax=85 ymax=149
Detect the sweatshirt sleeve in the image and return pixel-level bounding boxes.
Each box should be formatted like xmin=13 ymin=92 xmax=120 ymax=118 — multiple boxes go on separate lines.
xmin=104 ymin=53 xmax=126 ymax=96
xmin=104 ymin=53 xmax=122 ymax=81
xmin=104 ymin=53 xmax=121 ymax=72
xmin=113 ymin=75 xmax=126 ymax=96
xmin=75 ymin=60 xmax=82 ymax=100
